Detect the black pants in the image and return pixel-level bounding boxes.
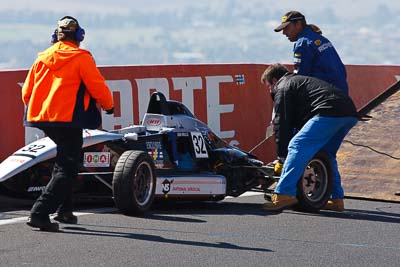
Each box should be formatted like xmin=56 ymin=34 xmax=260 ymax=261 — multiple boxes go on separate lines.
xmin=30 ymin=127 xmax=83 ymax=217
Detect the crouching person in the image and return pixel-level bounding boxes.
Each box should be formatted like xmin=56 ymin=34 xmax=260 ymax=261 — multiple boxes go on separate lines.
xmin=261 ymin=64 xmax=358 ymax=212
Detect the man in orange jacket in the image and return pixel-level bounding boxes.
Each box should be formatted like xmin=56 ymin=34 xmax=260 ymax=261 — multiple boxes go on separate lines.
xmin=22 ymin=16 xmax=114 ymax=231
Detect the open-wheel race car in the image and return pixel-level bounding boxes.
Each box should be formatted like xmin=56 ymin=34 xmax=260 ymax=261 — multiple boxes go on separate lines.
xmin=0 ymin=92 xmax=334 ymax=214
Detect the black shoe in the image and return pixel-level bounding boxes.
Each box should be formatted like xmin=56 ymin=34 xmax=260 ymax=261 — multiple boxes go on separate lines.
xmin=54 ymin=212 xmax=78 ymax=224
xmin=27 ymin=215 xmax=59 ymax=232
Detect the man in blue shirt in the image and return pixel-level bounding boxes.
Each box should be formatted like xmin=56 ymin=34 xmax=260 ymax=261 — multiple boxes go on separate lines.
xmin=274 ymin=11 xmax=349 ymax=94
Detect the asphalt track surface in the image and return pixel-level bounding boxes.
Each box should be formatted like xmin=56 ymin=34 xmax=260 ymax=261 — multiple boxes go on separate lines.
xmin=0 ymin=193 xmax=399 ymax=267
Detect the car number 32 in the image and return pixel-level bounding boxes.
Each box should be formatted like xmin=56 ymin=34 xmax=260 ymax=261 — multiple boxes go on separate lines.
xmin=190 ymin=132 xmax=209 ymax=158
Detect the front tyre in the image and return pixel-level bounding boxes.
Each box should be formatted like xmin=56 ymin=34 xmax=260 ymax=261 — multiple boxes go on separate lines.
xmin=296 ymin=151 xmax=333 ymax=212
xmin=112 ymin=150 xmax=156 ymax=215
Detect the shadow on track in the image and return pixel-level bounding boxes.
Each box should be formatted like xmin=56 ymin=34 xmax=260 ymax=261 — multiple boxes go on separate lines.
xmin=284 ymin=205 xmax=400 ymax=224
xmin=60 ymin=226 xmax=273 ymax=252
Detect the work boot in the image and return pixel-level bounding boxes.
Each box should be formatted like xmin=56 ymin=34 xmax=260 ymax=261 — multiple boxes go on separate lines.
xmin=27 ymin=215 xmax=59 ymax=232
xmin=322 ymin=198 xmax=344 ymax=212
xmin=263 ymin=194 xmax=298 ymax=212
xmin=54 ymin=212 xmax=78 ymax=224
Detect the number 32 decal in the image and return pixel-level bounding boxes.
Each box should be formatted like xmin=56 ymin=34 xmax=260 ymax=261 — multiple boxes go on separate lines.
xmin=191 ymin=132 xmax=209 ymax=158
xmin=21 ymin=144 xmax=46 ymax=153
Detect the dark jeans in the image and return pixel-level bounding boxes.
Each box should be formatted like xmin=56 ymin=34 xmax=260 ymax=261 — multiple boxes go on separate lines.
xmin=30 ymin=127 xmax=83 ymax=217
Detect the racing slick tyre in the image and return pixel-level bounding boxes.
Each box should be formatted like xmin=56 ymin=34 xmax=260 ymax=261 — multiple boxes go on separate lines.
xmin=112 ymin=150 xmax=156 ymax=215
xmin=296 ymin=151 xmax=333 ymax=212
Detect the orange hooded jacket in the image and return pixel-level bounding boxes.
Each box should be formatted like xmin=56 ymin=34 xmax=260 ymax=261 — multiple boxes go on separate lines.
xmin=22 ymin=41 xmax=113 ymax=129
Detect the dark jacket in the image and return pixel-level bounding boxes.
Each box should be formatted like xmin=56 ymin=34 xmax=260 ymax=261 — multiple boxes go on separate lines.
xmin=272 ymin=73 xmax=358 ymax=158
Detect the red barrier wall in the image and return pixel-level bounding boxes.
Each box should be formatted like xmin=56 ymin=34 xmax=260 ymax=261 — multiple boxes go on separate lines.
xmin=0 ymin=69 xmax=28 ymax=163
xmin=1 ymin=64 xmax=399 ymax=164
xmin=346 ymin=65 xmax=400 ymax=109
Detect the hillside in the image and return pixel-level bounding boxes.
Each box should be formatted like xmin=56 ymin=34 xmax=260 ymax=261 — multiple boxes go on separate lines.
xmin=338 ymin=87 xmax=400 ymax=201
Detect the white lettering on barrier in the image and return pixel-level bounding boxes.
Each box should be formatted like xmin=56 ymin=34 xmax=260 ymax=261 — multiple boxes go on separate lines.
xmin=25 ymin=127 xmax=45 ymax=145
xmin=136 ymin=78 xmax=169 ymax=122
xmin=21 ymin=75 xmax=236 ymax=144
xmin=206 ymin=76 xmax=234 ymax=138
xmin=172 ymin=77 xmax=202 ymax=113
xmin=19 ymin=81 xmax=46 ymax=144
xmin=102 ymin=80 xmax=134 ymax=130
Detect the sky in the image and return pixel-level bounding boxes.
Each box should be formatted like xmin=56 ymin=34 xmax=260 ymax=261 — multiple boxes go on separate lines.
xmin=1 ymin=0 xmax=396 ymax=17
xmin=0 ymin=0 xmax=399 ymax=68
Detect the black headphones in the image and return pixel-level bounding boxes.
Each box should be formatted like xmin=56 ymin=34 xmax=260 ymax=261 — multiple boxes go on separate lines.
xmin=51 ymin=16 xmax=85 ymax=43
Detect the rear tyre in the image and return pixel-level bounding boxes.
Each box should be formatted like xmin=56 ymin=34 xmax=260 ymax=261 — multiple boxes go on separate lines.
xmin=112 ymin=150 xmax=156 ymax=215
xmin=296 ymin=151 xmax=333 ymax=212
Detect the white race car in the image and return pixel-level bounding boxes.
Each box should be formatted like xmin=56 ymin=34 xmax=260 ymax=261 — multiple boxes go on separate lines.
xmin=0 ymin=92 xmax=334 ymax=214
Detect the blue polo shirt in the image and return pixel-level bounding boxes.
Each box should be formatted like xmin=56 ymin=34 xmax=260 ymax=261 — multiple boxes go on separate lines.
xmin=293 ymin=26 xmax=348 ymax=94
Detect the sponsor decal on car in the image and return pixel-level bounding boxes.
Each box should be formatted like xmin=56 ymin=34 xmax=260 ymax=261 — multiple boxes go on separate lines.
xmin=177 ymin=132 xmax=189 ymax=137
xmin=147 ymin=118 xmax=161 ymax=126
xmin=162 ymin=179 xmax=174 ymax=195
xmin=191 ymin=132 xmax=209 ymax=158
xmin=148 ymin=148 xmax=163 ymax=160
xmin=83 ymin=152 xmax=111 ymax=167
xmin=146 ymin=141 xmax=162 ymax=149
xmin=8 ymin=157 xmax=28 ymax=164
xmin=27 ymin=186 xmax=46 ymax=192
xmin=146 ymin=141 xmax=164 ymax=164
xmin=156 ymin=176 xmax=226 ymax=196
xmin=172 ymin=186 xmax=201 ymax=192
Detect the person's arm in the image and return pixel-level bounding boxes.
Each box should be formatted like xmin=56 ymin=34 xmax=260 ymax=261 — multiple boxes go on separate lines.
xmin=293 ymin=39 xmax=314 ymax=76
xmin=21 ymin=63 xmax=37 ymax=105
xmin=273 ymin=85 xmax=295 ymax=158
xmin=79 ymin=52 xmax=114 ymax=111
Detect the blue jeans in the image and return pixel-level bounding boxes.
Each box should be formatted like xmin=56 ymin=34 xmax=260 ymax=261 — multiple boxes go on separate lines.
xmin=275 ymin=116 xmax=358 ymax=198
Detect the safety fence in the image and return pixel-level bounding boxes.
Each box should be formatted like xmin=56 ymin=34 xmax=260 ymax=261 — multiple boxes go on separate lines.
xmin=1 ymin=63 xmax=399 ymax=163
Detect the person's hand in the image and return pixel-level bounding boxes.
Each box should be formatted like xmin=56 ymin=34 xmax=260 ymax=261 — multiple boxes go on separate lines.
xmin=273 ymin=157 xmax=285 ymax=176
xmin=105 ymin=107 xmax=114 ymax=115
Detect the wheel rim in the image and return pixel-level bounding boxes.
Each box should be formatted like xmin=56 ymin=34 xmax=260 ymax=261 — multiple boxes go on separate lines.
xmin=132 ymin=161 xmax=154 ymax=206
xmin=301 ymin=158 xmax=328 ymax=203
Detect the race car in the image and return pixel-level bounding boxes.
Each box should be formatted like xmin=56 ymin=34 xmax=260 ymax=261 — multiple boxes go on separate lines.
xmin=0 ymin=92 xmax=334 ymax=214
